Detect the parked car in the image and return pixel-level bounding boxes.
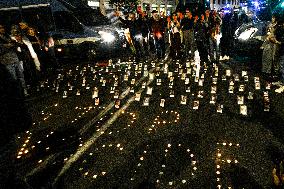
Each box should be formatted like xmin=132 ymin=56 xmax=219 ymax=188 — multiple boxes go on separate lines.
xmin=0 ymin=0 xmax=125 ymax=61
xmin=233 ymin=20 xmax=269 ymax=57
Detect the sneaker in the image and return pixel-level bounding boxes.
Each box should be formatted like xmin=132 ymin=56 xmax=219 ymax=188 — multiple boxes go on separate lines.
xmin=275 ymin=86 xmax=284 ymax=93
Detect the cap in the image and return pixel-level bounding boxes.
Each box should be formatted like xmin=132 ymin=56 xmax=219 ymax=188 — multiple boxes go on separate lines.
xmin=151 ymin=10 xmax=158 ymax=14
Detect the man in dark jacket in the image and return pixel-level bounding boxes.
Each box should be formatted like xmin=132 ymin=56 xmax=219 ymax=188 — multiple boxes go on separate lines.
xmin=194 ymin=14 xmax=209 ymax=64
xmin=136 ymin=12 xmax=150 ymax=57
xmin=149 ymin=10 xmax=166 ymax=59
xmin=181 ymin=10 xmax=196 ymax=59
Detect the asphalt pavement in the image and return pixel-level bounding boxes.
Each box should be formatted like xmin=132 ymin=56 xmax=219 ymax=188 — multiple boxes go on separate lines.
xmin=13 ymin=54 xmax=284 ymax=189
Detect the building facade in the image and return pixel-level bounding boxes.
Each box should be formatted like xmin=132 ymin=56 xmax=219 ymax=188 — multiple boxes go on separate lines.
xmin=86 ymin=0 xmax=239 ymax=13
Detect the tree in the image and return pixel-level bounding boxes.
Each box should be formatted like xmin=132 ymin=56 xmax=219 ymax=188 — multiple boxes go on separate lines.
xmin=109 ymin=0 xmax=140 ymax=11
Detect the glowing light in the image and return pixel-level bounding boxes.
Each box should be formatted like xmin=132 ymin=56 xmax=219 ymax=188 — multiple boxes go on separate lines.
xmin=238 ymin=28 xmax=258 ymax=40
xmin=98 ymin=31 xmax=115 ymax=43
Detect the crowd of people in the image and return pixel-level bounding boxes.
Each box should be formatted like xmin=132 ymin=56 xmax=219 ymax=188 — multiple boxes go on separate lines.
xmin=114 ymin=8 xmax=241 ymax=64
xmin=115 ymin=8 xmax=284 ymax=92
xmin=0 ymin=21 xmax=59 ymax=98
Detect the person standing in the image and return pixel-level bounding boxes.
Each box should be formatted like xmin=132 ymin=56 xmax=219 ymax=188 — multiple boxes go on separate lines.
xmin=274 ymin=18 xmax=284 ymax=93
xmin=168 ymin=12 xmax=182 ymax=59
xmin=208 ymin=10 xmax=222 ymax=63
xmin=115 ymin=12 xmax=141 ymax=59
xmin=149 ymin=10 xmax=166 ymax=59
xmin=181 ymin=10 xmax=196 ymax=59
xmin=43 ymin=35 xmax=60 ymax=76
xmin=135 ymin=11 xmax=150 ymax=57
xmin=0 ymin=61 xmax=32 ymax=189
xmin=0 ymin=24 xmax=32 ymax=188
xmin=262 ymin=14 xmax=281 ymax=80
xmin=220 ymin=12 xmax=233 ymax=59
xmin=17 ymin=22 xmax=41 ymax=88
xmin=0 ymin=24 xmax=28 ymax=97
xmin=194 ymin=14 xmax=209 ymax=65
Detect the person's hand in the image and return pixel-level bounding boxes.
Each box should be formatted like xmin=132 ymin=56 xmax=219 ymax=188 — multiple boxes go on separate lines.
xmin=114 ymin=11 xmax=120 ymax=17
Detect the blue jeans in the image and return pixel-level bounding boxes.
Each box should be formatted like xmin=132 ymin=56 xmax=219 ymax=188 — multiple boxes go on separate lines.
xmin=154 ymin=36 xmax=165 ymax=59
xmin=5 ymin=62 xmax=27 ymax=92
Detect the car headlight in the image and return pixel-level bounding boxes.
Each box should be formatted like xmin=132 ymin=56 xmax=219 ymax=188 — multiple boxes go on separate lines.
xmin=238 ymin=28 xmax=258 ymax=41
xmin=235 ymin=27 xmax=240 ymax=36
xmin=98 ymin=31 xmax=115 ymax=43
